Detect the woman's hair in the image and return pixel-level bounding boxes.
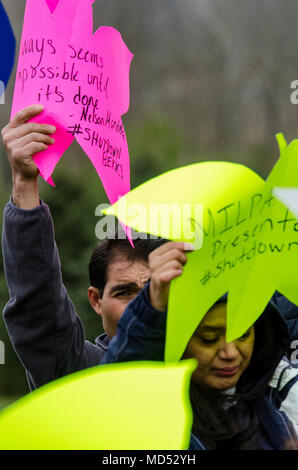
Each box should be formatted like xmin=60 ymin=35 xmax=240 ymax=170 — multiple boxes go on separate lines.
xmin=190 ymin=385 xmax=260 ymax=449
xmin=190 ymin=301 xmax=290 ymax=450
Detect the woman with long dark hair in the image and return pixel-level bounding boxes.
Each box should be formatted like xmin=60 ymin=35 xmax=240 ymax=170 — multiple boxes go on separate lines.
xmin=184 ymin=299 xmax=297 ymax=449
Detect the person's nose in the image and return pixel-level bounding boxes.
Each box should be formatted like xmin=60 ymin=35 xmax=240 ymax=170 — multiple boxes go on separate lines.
xmin=217 ymin=341 xmax=239 ymax=361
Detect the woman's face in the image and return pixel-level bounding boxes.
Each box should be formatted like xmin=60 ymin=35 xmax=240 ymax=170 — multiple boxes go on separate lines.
xmin=183 ymin=303 xmax=255 ymax=390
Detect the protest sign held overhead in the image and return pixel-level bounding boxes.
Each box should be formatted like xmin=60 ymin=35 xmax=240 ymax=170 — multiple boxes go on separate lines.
xmin=105 ymin=134 xmax=298 ymax=361
xmin=12 ymin=0 xmax=132 ymax=206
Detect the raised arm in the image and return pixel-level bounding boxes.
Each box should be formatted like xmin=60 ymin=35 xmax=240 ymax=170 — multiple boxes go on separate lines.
xmin=1 ymin=105 xmax=103 ymax=390
xmin=1 ymin=105 xmax=54 ymax=210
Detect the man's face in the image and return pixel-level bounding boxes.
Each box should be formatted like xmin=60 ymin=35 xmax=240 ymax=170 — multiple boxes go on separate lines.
xmin=99 ymin=256 xmax=150 ymax=339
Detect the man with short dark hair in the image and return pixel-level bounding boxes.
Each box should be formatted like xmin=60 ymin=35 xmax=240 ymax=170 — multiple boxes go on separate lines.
xmin=1 ymin=105 xmax=191 ymax=390
xmin=87 ymin=236 xmax=165 ymax=340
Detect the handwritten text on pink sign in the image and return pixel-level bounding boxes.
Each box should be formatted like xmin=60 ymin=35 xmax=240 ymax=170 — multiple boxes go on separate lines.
xmin=12 ymin=0 xmax=133 ymax=205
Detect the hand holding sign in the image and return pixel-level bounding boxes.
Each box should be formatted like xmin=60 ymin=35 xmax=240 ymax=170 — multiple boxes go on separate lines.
xmin=12 ymin=0 xmax=132 ymax=207
xmin=2 ymin=105 xmax=56 ymax=181
xmin=104 ymin=134 xmax=298 ymax=362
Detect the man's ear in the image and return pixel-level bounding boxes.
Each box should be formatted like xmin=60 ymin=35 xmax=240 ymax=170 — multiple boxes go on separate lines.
xmin=88 ymin=286 xmax=102 ymax=317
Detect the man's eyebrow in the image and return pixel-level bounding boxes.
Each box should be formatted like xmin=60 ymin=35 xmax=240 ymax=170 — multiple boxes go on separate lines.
xmin=109 ymin=281 xmax=150 ymax=295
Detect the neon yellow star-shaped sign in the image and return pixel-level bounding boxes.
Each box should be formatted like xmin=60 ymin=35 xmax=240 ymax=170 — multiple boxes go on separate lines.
xmin=0 ymin=360 xmax=196 ymax=449
xmin=104 ymin=134 xmax=298 ymax=361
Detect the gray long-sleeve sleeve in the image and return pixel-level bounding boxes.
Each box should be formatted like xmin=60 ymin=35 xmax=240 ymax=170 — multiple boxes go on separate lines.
xmin=2 ymin=198 xmax=104 ymax=390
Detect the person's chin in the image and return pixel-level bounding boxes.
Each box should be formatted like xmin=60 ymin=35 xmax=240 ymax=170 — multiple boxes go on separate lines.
xmin=209 ymin=372 xmax=240 ymax=390
xmin=191 ymin=368 xmax=242 ymax=390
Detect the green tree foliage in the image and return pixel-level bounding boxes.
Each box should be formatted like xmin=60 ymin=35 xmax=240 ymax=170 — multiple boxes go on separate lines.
xmin=127 ymin=115 xmax=183 ymax=187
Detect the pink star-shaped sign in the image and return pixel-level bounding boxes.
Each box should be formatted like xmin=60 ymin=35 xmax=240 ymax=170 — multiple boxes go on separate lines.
xmin=12 ymin=0 xmax=133 ymax=208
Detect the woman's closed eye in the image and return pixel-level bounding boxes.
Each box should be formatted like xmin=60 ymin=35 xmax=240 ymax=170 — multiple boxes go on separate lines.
xmin=199 ymin=336 xmax=219 ymax=345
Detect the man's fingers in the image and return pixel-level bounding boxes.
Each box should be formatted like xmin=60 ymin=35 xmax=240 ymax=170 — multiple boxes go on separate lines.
xmin=148 ymin=243 xmax=189 ymax=311
xmin=156 ymin=241 xmax=192 ymax=255
xmin=10 ymin=105 xmax=45 ymax=128
xmin=149 ymin=248 xmax=189 ymax=271
xmin=19 ymin=132 xmax=55 ymax=147
xmin=159 ymin=269 xmax=183 ymax=284
xmin=2 ymin=129 xmax=54 ymax=157
xmin=21 ymin=142 xmax=49 ymax=157
xmin=1 ymin=123 xmax=56 ymax=152
xmin=7 ymin=122 xmax=56 ymax=140
xmin=152 ymin=241 xmax=194 ymax=257
xmin=153 ymin=260 xmax=185 ymax=283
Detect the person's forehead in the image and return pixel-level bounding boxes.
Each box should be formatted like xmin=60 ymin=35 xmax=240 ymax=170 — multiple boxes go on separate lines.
xmin=106 ymin=255 xmax=150 ymax=285
xmin=199 ymin=303 xmax=227 ymax=330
